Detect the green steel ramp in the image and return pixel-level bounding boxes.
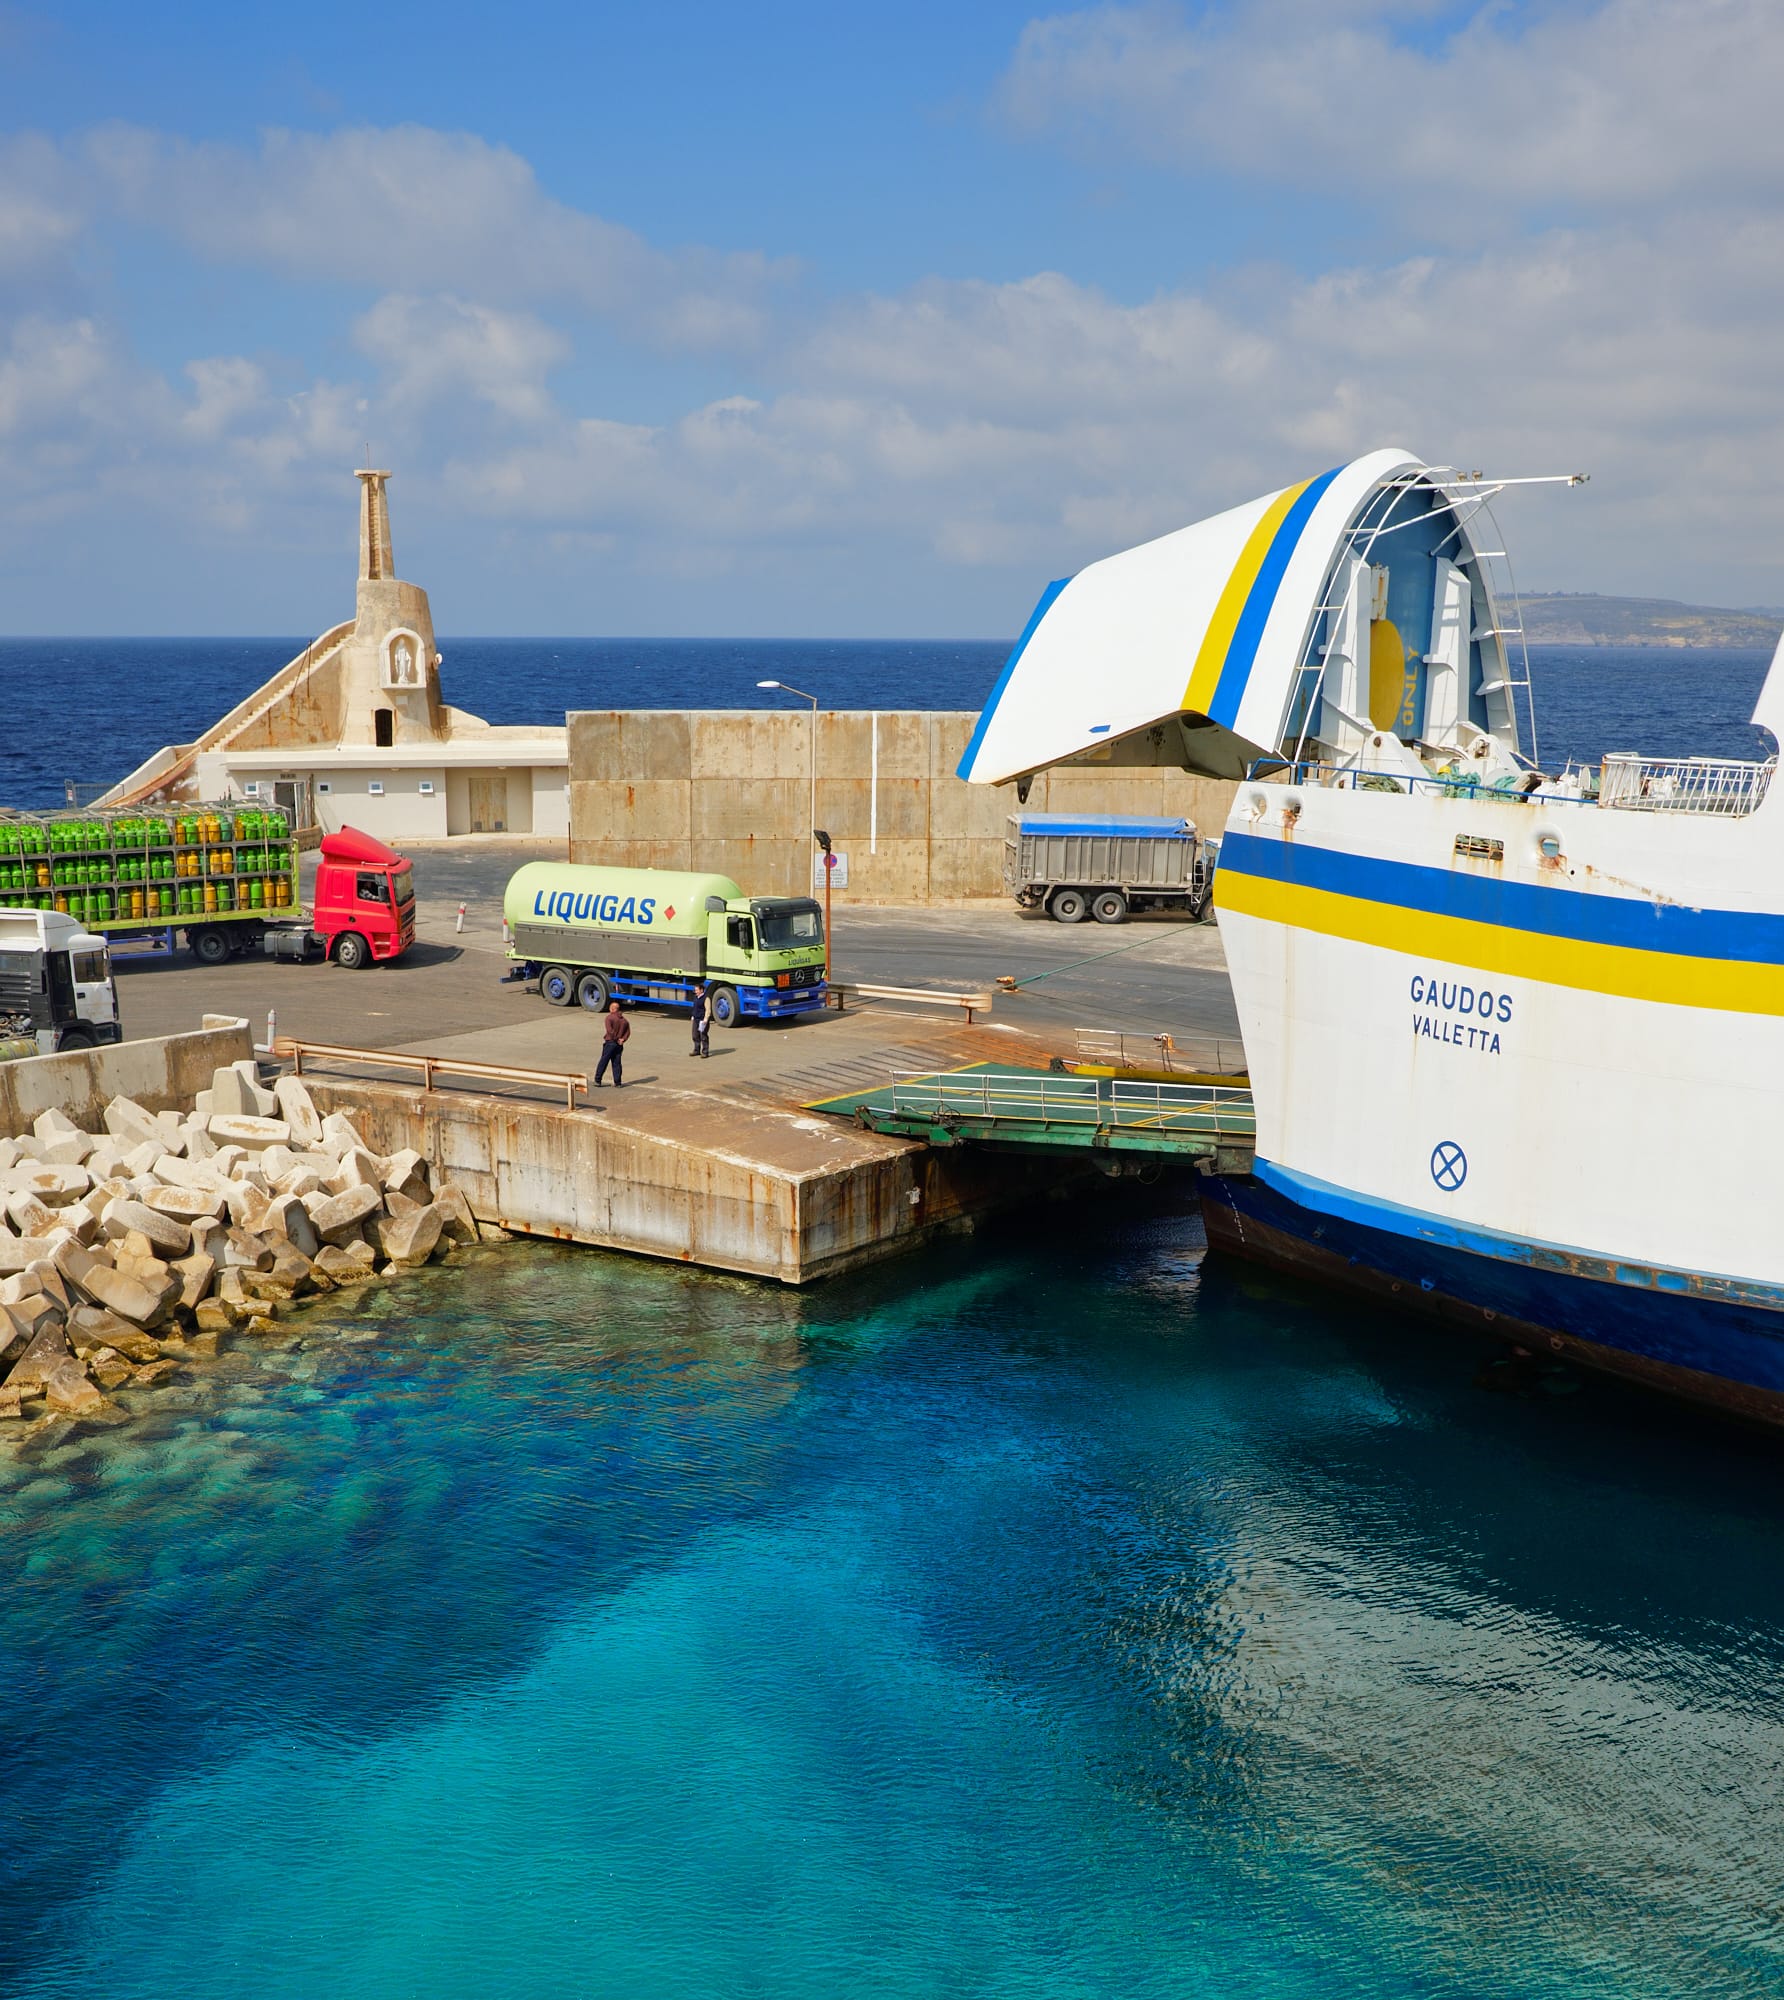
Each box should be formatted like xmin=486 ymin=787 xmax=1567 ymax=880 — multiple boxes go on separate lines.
xmin=807 ymin=1061 xmax=1255 ymax=1163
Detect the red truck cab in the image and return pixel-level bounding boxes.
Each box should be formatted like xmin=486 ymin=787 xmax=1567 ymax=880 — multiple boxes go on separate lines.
xmin=312 ymin=827 xmax=416 ymax=969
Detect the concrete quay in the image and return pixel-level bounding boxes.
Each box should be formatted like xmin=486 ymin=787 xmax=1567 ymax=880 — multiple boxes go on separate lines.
xmin=297 ymin=1053 xmax=1083 ymax=1285
xmin=91 ymin=838 xmax=1239 ymax=1285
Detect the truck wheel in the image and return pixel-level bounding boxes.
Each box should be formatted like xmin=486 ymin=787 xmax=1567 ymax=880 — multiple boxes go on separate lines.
xmin=1091 ymin=891 xmax=1128 ymax=926
xmin=57 ymin=1028 xmax=96 ymax=1052
xmin=710 ymin=984 xmax=740 ymax=1028
xmin=1049 ymin=888 xmax=1088 ymax=924
xmin=576 ymin=971 xmax=611 ymax=1012
xmin=335 ymin=931 xmax=372 ymax=971
xmin=191 ymin=927 xmax=231 ymax=967
xmin=539 ymin=963 xmax=575 ymax=1005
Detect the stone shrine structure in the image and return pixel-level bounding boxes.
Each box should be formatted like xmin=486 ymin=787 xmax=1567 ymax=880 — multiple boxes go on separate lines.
xmin=99 ymin=472 xmax=568 ymax=841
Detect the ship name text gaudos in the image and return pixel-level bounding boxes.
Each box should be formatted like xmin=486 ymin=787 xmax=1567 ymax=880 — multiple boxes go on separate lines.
xmin=1411 ymin=973 xmax=1510 ymax=1055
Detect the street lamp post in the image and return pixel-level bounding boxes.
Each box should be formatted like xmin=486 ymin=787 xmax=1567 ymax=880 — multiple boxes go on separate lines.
xmin=756 ymin=679 xmax=819 ymax=894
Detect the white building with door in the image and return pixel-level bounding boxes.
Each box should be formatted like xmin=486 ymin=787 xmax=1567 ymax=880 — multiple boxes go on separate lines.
xmin=99 ymin=470 xmax=568 ymax=841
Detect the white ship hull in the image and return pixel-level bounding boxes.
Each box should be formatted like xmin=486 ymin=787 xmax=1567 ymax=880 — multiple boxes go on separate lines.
xmin=1207 ymin=776 xmax=1784 ymax=1421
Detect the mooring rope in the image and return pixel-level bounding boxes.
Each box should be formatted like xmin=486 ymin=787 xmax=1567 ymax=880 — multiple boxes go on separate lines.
xmin=1001 ymin=924 xmax=1206 ymax=990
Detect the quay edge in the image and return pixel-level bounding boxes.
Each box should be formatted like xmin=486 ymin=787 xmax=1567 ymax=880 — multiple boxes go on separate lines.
xmin=301 ymin=1076 xmax=1094 ymax=1285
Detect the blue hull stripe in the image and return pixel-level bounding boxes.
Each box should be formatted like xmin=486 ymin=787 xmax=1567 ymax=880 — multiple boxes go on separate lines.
xmin=956 ymin=578 xmax=1068 ymax=780
xmin=1219 ymin=829 xmax=1784 ymax=964
xmin=1256 ymin=1159 xmax=1784 ymax=1311
xmin=1207 ymin=468 xmax=1343 ymax=730
xmin=1212 ymin=1170 xmax=1784 ymax=1397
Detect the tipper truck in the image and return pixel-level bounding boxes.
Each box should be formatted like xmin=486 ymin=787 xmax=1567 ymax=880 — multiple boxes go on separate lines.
xmin=504 ymin=863 xmax=826 ymax=1025
xmin=0 ymin=908 xmax=122 ymax=1056
xmin=1006 ymin=813 xmax=1218 ymax=924
xmin=0 ymin=808 xmax=415 ymax=969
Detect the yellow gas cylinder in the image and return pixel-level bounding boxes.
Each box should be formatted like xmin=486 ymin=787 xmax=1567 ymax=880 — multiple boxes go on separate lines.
xmin=203 ymin=882 xmax=217 ymax=913
xmin=131 ymin=889 xmax=144 ymax=919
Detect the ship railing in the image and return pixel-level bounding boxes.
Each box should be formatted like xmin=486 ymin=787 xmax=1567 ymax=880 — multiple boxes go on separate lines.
xmin=885 ymin=1069 xmax=1256 ymax=1135
xmin=1595 ymin=753 xmax=1775 ymax=816
xmin=1261 ymin=755 xmax=1776 ymax=815
xmin=1265 ymin=758 xmax=1557 ymax=804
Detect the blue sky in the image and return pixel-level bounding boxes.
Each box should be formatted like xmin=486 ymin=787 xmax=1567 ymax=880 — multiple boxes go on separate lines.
xmin=2 ymin=2 xmax=1781 ymax=634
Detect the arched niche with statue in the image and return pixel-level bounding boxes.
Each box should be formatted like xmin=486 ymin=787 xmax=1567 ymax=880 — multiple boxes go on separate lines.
xmin=383 ymin=627 xmax=429 ymax=690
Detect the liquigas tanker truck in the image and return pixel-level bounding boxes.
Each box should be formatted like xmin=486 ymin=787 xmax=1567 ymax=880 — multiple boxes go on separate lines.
xmin=503 ymin=863 xmax=826 ymax=1026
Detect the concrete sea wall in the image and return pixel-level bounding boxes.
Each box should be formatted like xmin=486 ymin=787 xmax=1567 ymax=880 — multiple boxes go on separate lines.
xmin=0 ymin=1022 xmax=253 ymax=1136
xmin=302 ymin=1075 xmax=1083 ymax=1284
xmin=568 ymin=710 xmax=1240 ymax=903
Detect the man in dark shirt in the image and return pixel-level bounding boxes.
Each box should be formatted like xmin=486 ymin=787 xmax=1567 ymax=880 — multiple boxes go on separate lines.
xmin=690 ymin=981 xmax=713 ymax=1059
xmin=595 ymin=1001 xmax=630 ymax=1087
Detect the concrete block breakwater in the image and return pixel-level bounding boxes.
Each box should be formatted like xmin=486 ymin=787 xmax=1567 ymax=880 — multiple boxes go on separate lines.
xmin=0 ymin=1061 xmax=501 ymax=1444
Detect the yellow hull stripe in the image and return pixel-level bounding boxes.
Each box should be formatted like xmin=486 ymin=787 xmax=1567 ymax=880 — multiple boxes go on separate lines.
xmin=1218 ymin=868 xmax=1784 ymax=1017
xmin=1181 ymin=477 xmax=1313 ymax=718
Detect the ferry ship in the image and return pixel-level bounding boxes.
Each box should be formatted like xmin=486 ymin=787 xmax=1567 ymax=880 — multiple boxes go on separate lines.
xmin=959 ymin=449 xmax=1784 ymax=1427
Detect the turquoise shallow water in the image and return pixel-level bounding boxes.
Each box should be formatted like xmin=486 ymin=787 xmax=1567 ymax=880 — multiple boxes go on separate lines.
xmin=3 ymin=1216 xmax=1781 ymax=1997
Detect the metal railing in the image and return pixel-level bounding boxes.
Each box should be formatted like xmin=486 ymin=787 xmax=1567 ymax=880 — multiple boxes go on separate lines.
xmin=833 ymin=982 xmax=994 ymax=1023
xmin=1256 ymin=754 xmax=1777 ymax=815
xmin=1596 ymin=753 xmax=1775 ymax=816
xmin=886 ymin=1068 xmax=1255 ymax=1135
xmin=283 ymin=1039 xmax=588 ymax=1107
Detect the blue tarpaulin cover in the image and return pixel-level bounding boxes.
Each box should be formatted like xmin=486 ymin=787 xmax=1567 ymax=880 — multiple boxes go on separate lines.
xmin=1014 ymin=815 xmax=1193 ymax=838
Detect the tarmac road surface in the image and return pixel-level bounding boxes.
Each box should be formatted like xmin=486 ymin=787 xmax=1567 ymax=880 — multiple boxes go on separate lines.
xmin=108 ymin=838 xmax=1241 ymax=1063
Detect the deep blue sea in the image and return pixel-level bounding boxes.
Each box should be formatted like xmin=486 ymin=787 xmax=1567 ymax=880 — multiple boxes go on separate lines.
xmin=4 ymin=639 xmax=1782 ymax=1994
xmin=0 ymin=636 xmax=1774 ymax=809
xmin=5 ymin=1222 xmax=1781 ymax=1999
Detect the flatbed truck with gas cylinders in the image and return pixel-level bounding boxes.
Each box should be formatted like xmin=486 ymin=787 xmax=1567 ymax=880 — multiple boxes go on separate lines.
xmin=0 ymin=909 xmax=122 ymax=1057
xmin=504 ymin=863 xmax=827 ymax=1026
xmin=0 ymin=809 xmax=415 ymax=969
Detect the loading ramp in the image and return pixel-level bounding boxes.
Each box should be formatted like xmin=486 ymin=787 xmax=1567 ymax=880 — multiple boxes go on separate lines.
xmin=807 ymin=1061 xmax=1255 ymax=1168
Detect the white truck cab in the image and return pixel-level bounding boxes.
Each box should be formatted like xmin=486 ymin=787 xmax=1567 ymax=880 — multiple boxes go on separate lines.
xmin=0 ymin=909 xmax=122 ymax=1055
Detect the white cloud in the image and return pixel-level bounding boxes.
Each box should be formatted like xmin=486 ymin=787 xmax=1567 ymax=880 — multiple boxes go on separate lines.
xmin=81 ymin=123 xmax=789 ymax=348
xmin=0 ymin=311 xmax=364 ymax=530
xmin=423 ymin=195 xmax=1784 ymax=608
xmin=3 ymin=74 xmax=1784 ymax=628
xmin=354 ymin=295 xmax=568 ymax=425
xmin=996 ymin=1 xmax=1784 ymax=218
xmin=0 ymin=134 xmax=84 ymax=275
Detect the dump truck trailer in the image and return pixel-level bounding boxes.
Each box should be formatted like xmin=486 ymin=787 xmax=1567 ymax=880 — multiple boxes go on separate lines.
xmin=1006 ymin=813 xmax=1216 ymax=923
xmin=0 ymin=809 xmax=415 ymax=968
xmin=504 ymin=862 xmax=826 ymax=1025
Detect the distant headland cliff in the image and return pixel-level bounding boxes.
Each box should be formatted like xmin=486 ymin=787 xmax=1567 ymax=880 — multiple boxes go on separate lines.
xmin=1523 ymin=593 xmax=1784 ymax=648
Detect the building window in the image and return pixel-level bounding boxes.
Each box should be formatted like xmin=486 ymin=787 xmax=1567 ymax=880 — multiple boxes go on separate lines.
xmin=418 ymin=780 xmax=435 ymax=795
xmin=368 ymin=780 xmax=385 ymax=796
xmin=374 ymin=709 xmax=394 ymax=748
